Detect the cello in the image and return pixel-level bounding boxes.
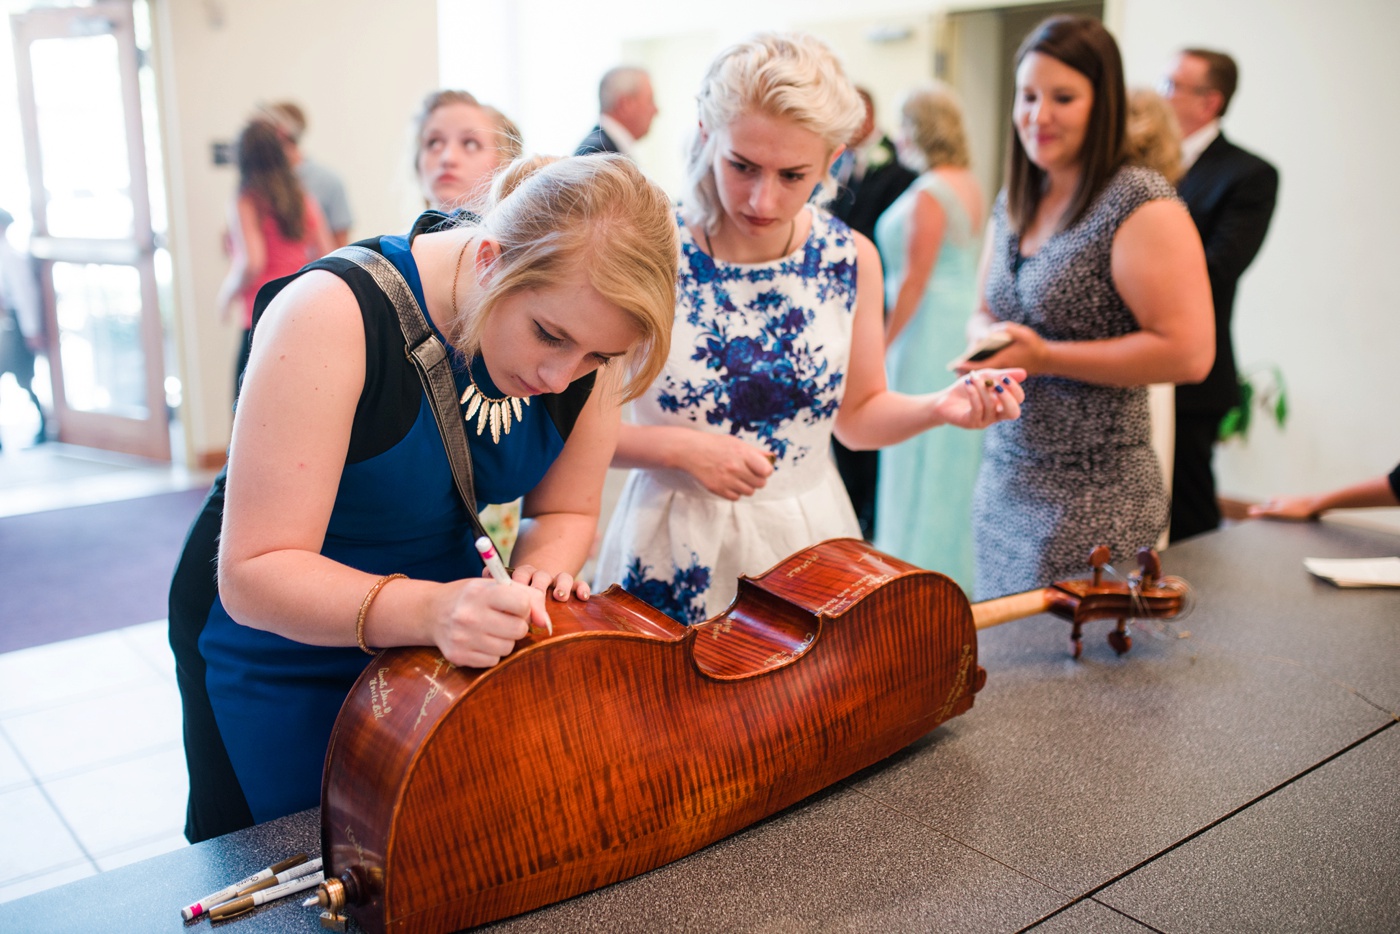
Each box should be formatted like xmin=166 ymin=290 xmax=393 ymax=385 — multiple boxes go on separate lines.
xmin=314 ymin=538 xmax=1187 ymax=933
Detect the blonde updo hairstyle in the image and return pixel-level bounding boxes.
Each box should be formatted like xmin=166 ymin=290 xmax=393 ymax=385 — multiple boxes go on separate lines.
xmin=1125 ymin=87 xmax=1183 ymax=184
xmin=480 ymin=104 xmax=524 ymax=163
xmin=684 ymin=32 xmax=865 ymax=235
xmin=448 ymin=154 xmax=677 ymax=401
xmin=900 ymin=82 xmax=971 ymax=170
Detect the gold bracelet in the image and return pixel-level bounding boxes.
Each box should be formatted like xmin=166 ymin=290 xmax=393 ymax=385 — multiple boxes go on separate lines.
xmin=356 ymin=573 xmax=407 ymax=655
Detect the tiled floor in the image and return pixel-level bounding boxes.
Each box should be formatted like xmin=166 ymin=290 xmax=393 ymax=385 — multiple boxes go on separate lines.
xmin=0 ymin=390 xmax=212 ymax=904
xmin=0 ymin=622 xmax=190 ymax=903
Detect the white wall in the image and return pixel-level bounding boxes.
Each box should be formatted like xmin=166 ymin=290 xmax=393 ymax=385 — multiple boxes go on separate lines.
xmin=153 ymin=0 xmax=438 ymax=463
xmin=1115 ymin=0 xmax=1400 ymax=500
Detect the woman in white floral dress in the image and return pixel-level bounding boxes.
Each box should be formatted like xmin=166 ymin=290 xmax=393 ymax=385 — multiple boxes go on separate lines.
xmin=593 ymin=33 xmax=1026 ymax=624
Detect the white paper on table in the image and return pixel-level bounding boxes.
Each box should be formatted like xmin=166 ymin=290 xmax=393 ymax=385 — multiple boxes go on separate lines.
xmin=1302 ymin=556 xmax=1400 ymax=588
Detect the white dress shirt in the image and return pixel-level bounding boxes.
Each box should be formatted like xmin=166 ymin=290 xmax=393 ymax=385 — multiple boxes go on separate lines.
xmin=599 ymin=114 xmax=637 ymax=156
xmin=1180 ymin=119 xmax=1221 ymax=174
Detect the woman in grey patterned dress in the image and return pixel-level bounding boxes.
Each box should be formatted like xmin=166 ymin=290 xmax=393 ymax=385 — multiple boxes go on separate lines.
xmin=955 ymin=16 xmax=1214 ymax=598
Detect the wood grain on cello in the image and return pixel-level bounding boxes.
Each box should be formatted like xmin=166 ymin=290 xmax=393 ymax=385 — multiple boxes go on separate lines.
xmin=317 ymin=538 xmax=1186 ymax=933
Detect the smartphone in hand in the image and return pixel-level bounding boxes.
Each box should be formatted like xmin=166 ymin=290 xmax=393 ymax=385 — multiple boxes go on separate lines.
xmin=947 ymin=331 xmax=1014 ymax=371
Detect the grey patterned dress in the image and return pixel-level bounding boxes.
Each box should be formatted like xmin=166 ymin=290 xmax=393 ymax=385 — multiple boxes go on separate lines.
xmin=973 ymin=166 xmax=1178 ymax=599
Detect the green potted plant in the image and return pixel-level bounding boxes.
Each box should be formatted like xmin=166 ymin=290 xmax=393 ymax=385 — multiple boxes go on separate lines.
xmin=1217 ymin=363 xmax=1288 ymax=441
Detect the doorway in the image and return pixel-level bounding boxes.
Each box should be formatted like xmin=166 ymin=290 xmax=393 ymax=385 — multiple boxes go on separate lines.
xmin=9 ymin=0 xmax=172 ymax=461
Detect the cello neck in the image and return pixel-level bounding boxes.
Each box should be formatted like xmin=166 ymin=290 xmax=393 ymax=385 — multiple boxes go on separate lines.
xmin=970 ymin=589 xmax=1053 ymax=630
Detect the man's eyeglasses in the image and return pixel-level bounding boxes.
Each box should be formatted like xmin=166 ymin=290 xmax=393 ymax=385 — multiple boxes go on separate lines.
xmin=1158 ymin=78 xmax=1215 ymax=97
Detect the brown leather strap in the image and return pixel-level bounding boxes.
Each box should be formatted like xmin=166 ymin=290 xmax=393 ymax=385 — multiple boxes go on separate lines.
xmin=335 ymin=245 xmax=491 ymax=545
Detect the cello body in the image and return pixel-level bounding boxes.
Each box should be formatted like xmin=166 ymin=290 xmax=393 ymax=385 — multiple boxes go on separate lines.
xmin=320 ymin=538 xmax=984 ymax=933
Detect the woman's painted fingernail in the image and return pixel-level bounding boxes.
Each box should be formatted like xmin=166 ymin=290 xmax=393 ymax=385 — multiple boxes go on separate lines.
xmin=1002 ymin=375 xmax=1012 ymax=385
xmin=964 ymin=377 xmax=973 ymax=386
xmin=995 ymin=384 xmax=1005 ymax=393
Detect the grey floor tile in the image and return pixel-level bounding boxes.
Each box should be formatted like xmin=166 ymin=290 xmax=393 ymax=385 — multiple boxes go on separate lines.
xmin=118 ymin=619 xmax=177 ymax=683
xmin=44 ymin=746 xmax=188 ymax=857
xmin=1025 ymin=898 xmax=1158 ymax=933
xmin=0 ymin=729 xmax=33 ymax=792
xmin=0 ymin=445 xmax=212 ymax=519
xmin=0 ymin=629 xmax=156 ymax=717
xmin=846 ymin=613 xmax=1389 ymax=896
xmin=1095 ymin=723 xmax=1400 ymax=934
xmin=0 ymin=860 xmax=97 ymax=906
xmin=3 ymin=679 xmax=182 ymax=779
xmin=0 ymin=785 xmax=89 ymax=883
xmin=482 ymin=786 xmax=1069 ymax=933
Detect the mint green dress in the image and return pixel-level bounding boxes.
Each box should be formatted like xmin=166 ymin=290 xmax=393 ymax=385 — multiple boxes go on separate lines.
xmin=873 ymin=171 xmax=983 ymax=591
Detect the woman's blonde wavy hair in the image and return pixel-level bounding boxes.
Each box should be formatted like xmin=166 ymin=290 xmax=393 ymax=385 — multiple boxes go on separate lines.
xmin=683 ymin=32 xmax=865 ymax=234
xmin=1124 ymin=87 xmax=1183 ymax=185
xmin=447 ymin=154 xmax=677 ymax=401
xmin=900 ymin=82 xmax=971 ymax=170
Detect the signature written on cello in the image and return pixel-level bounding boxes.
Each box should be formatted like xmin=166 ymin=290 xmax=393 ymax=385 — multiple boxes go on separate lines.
xmin=762 ymin=631 xmax=816 ymax=667
xmin=813 ymin=572 xmax=895 ymax=616
xmin=935 ymin=644 xmax=975 ymax=722
xmin=413 ymin=656 xmax=457 ymax=733
xmin=369 ymin=667 xmax=394 ymax=720
xmin=346 ymin=824 xmax=365 ymax=867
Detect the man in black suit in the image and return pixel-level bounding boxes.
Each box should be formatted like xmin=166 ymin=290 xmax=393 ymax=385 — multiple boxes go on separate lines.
xmin=1162 ymin=49 xmax=1278 ymax=541
xmin=575 ymin=66 xmax=657 ymax=157
xmin=829 ymin=88 xmax=918 ymax=540
xmin=829 ymin=89 xmax=918 ymax=245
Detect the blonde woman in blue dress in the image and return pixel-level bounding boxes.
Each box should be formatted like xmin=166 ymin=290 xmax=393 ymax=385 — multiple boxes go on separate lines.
xmin=873 ymin=84 xmax=985 ymax=591
xmin=593 ymin=33 xmax=1027 ymax=625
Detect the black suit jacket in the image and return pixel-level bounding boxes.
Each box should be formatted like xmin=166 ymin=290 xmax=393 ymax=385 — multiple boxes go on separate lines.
xmin=1175 ymin=132 xmax=1279 ymax=414
xmin=829 ymin=137 xmax=918 ymax=244
xmin=574 ymin=124 xmax=619 ymax=157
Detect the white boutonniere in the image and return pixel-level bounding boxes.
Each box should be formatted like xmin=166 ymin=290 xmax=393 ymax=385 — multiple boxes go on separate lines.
xmin=865 ymin=143 xmax=892 ymax=171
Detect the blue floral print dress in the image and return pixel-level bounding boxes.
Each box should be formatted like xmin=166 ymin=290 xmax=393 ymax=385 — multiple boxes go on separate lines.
xmin=594 ymin=207 xmax=862 ymax=624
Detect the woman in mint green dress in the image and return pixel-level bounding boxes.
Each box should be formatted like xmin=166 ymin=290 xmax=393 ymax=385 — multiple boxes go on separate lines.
xmin=874 ymin=84 xmax=985 ymax=590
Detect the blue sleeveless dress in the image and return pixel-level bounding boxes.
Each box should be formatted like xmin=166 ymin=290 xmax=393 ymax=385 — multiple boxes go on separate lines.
xmin=169 ymin=213 xmax=594 ymax=841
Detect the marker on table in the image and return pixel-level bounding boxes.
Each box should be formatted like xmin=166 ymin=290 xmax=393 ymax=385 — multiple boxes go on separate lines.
xmin=476 ymin=535 xmax=551 ymax=635
xmin=179 ymin=853 xmax=308 ymax=920
xmin=207 ymin=870 xmax=325 ymax=921
xmin=231 ymin=856 xmax=323 ymax=899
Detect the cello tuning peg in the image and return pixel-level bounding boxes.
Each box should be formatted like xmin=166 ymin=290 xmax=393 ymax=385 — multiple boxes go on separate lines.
xmin=1136 ymin=547 xmax=1162 ymax=585
xmin=1107 ymin=620 xmax=1132 ymax=655
xmin=1089 ymin=545 xmax=1111 ymax=586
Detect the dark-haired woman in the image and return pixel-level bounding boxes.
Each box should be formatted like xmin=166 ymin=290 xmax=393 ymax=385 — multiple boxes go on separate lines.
xmin=957 ymin=15 xmax=1213 ymax=598
xmin=216 ymin=119 xmax=333 ymax=401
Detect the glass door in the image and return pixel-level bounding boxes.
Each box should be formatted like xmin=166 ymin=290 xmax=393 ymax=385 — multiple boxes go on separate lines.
xmin=10 ymin=0 xmax=169 ymax=460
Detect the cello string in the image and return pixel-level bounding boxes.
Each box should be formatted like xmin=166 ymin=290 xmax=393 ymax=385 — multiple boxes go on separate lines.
xmin=1097 ymin=559 xmax=1176 ymax=640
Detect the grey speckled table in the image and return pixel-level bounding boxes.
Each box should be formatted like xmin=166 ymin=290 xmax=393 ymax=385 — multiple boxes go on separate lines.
xmin=2 ymin=520 xmax=1396 ymax=934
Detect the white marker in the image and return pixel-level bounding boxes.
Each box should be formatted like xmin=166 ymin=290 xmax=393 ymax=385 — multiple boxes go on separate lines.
xmin=475 ymin=536 xmax=511 ymax=585
xmin=232 ymin=856 xmax=323 ymax=899
xmin=207 ymin=870 xmax=326 ymax=921
xmin=180 ymin=853 xmax=308 ymax=920
xmin=475 ymin=535 xmax=552 ymax=635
